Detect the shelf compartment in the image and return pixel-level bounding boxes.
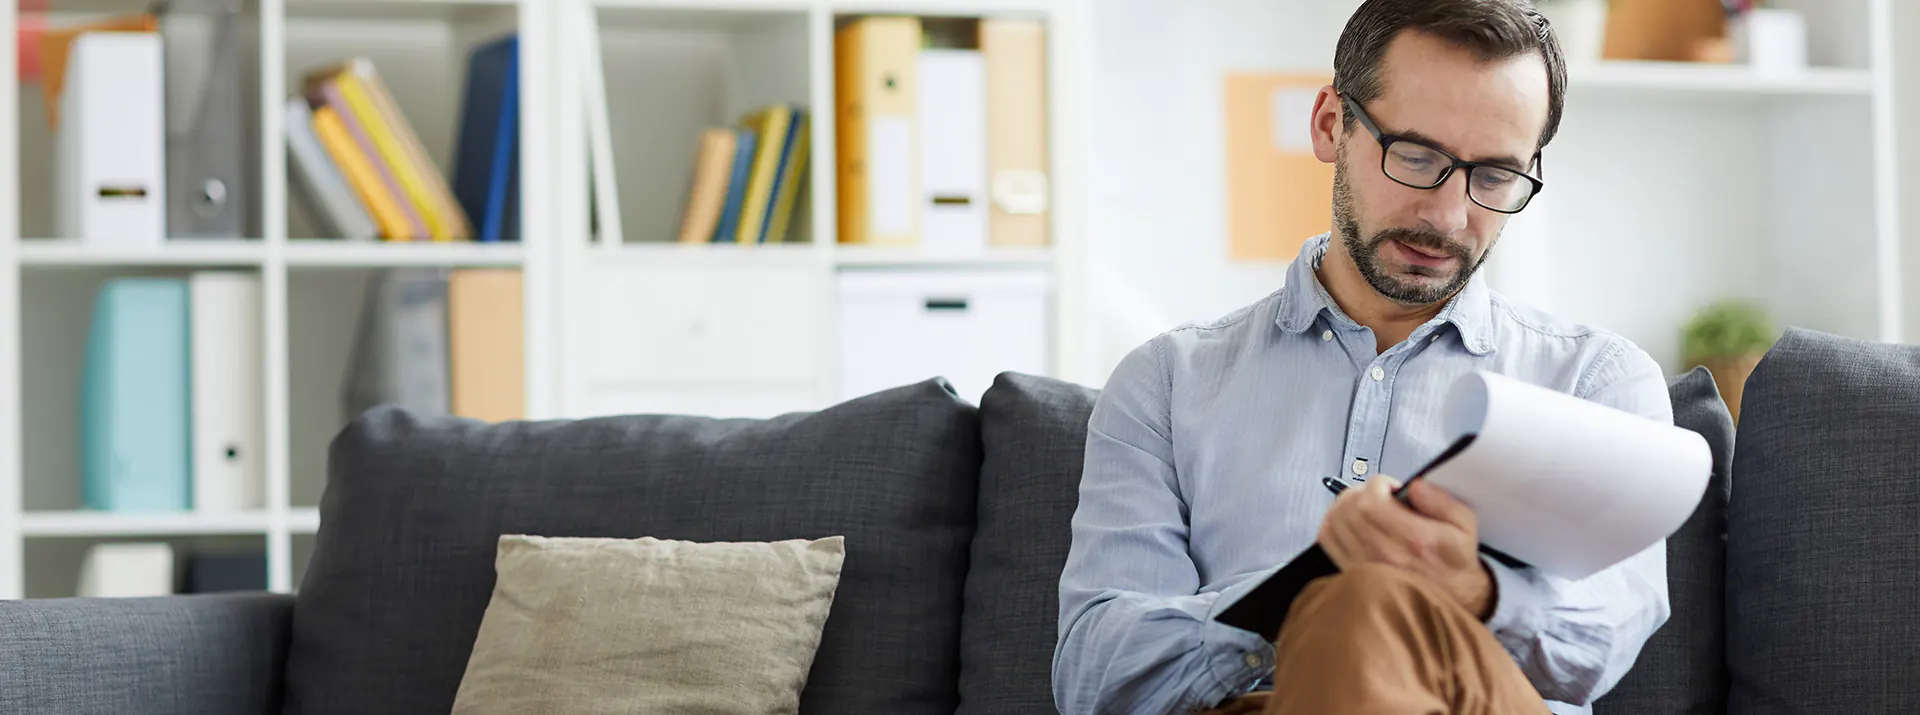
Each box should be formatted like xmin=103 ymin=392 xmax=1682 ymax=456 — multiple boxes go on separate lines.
xmin=833 ymin=246 xmax=1053 ymax=268
xmin=1568 ymin=61 xmax=1873 ymax=96
xmin=22 ymin=511 xmax=276 ymax=537
xmin=17 ymin=240 xmax=268 ymax=267
xmin=284 ymin=240 xmax=525 ymax=267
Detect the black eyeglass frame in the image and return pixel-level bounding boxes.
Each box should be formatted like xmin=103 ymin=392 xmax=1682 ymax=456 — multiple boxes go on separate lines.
xmin=1336 ymin=91 xmax=1546 ymax=215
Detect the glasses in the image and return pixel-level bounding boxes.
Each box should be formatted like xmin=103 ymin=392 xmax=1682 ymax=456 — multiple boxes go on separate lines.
xmin=1338 ymin=92 xmax=1545 ymax=214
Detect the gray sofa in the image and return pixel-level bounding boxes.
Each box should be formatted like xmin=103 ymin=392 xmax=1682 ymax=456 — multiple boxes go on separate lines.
xmin=2 ymin=327 xmax=1915 ymax=714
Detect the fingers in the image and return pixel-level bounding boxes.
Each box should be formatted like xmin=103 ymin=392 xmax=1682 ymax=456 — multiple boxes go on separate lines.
xmin=1356 ymin=492 xmax=1434 ymax=567
xmin=1405 ymin=479 xmax=1476 ymax=533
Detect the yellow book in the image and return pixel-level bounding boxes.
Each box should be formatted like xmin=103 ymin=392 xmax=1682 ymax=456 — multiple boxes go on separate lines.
xmin=734 ymin=104 xmax=792 ymax=244
xmin=764 ymin=111 xmax=811 ymax=244
xmin=346 ymin=59 xmax=474 ymax=241
xmin=328 ymin=71 xmax=453 ymax=242
xmin=311 ymin=105 xmax=413 ymax=241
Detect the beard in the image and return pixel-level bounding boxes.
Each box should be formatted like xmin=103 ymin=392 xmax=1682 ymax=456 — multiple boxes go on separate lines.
xmin=1331 ymin=146 xmax=1493 ymax=306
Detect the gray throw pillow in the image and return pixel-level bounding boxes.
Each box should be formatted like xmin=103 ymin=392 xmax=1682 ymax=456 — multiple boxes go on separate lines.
xmin=958 ymin=372 xmax=1101 ymax=715
xmin=1726 ymin=328 xmax=1920 ymax=714
xmin=1594 ymin=366 xmax=1733 ymax=715
xmin=282 ymin=378 xmax=981 ymax=715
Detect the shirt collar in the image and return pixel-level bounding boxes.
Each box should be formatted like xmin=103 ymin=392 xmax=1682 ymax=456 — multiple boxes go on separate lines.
xmin=1274 ymin=233 xmax=1496 ymax=355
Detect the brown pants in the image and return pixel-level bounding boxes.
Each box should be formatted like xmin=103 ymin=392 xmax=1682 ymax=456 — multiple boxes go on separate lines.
xmin=1207 ymin=563 xmax=1550 ymax=715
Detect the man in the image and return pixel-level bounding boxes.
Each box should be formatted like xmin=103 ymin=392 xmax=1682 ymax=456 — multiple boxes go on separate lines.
xmin=1053 ymin=1 xmax=1672 ymax=714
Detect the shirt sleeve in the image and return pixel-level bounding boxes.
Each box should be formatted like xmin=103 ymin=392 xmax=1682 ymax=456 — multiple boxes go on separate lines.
xmin=1480 ymin=338 xmax=1676 ymax=706
xmin=1053 ymin=337 xmax=1276 ymax=715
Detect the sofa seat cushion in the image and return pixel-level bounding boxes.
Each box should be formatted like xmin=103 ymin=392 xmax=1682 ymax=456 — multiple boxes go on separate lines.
xmin=1726 ymin=328 xmax=1920 ymax=714
xmin=282 ymin=379 xmax=981 ymax=715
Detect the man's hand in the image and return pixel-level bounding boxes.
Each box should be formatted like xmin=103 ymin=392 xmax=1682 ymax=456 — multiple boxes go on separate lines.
xmin=1317 ymin=476 xmax=1495 ymax=620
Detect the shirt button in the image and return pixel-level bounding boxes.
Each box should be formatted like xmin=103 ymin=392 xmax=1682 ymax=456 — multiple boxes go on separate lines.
xmin=1370 ymin=366 xmax=1386 ymax=381
xmin=1352 ymin=459 xmax=1369 ymax=476
xmin=1321 ymin=330 xmax=1333 ymax=342
xmin=1430 ymin=334 xmax=1439 ymax=343
xmin=1243 ymin=653 xmax=1263 ymax=669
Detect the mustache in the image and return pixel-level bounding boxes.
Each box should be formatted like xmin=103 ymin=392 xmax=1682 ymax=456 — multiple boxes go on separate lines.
xmin=1372 ymin=229 xmax=1468 ymax=258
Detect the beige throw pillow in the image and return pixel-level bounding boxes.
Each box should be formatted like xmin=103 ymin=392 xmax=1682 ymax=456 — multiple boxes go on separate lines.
xmin=450 ymin=534 xmax=847 ymax=715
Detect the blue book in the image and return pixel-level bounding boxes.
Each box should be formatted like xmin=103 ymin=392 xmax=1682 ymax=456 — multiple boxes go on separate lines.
xmin=452 ymin=34 xmax=520 ymax=243
xmin=81 ymin=278 xmax=192 ymax=512
xmin=711 ymin=128 xmax=758 ymax=244
xmin=757 ymin=108 xmax=805 ymax=244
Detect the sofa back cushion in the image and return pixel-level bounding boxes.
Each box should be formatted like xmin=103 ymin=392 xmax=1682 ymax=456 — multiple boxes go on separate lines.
xmin=1594 ymin=366 xmax=1734 ymax=715
xmin=281 ymin=379 xmax=982 ymax=715
xmin=958 ymin=373 xmax=1100 ymax=714
xmin=1726 ymin=328 xmax=1920 ymax=714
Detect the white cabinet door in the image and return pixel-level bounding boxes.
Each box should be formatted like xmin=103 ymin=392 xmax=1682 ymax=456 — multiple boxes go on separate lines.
xmin=563 ymin=256 xmax=828 ymax=419
xmin=836 ymin=268 xmax=1052 ymax=405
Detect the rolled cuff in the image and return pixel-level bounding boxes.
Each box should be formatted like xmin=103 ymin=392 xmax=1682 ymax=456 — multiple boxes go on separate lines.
xmin=1191 ymin=567 xmax=1287 ymax=709
xmin=1482 ymin=555 xmax=1548 ymax=652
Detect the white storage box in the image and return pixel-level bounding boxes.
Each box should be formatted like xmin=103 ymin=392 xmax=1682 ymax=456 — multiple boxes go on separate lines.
xmin=836 ymin=268 xmax=1052 ymax=404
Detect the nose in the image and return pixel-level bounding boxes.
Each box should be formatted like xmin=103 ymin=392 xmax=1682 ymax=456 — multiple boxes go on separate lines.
xmin=1412 ymin=170 xmax=1473 ymax=237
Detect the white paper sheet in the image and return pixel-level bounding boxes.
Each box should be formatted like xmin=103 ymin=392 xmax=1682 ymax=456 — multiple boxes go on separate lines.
xmin=1418 ymin=371 xmax=1712 ymax=581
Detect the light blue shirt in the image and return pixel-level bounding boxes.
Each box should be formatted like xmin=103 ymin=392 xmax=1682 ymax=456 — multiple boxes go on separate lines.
xmin=1054 ymin=234 xmax=1673 ymax=715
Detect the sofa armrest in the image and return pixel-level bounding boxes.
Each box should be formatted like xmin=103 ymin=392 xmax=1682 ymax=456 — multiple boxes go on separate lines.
xmin=0 ymin=592 xmax=293 ymax=715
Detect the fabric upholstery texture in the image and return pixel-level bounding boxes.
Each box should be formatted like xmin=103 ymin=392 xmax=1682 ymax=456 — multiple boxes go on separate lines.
xmin=450 ymin=535 xmax=846 ymax=715
xmin=282 ymin=378 xmax=981 ymax=715
xmin=1594 ymin=366 xmax=1734 ymax=715
xmin=1726 ymin=328 xmax=1920 ymax=714
xmin=958 ymin=372 xmax=1101 ymax=715
xmin=0 ymin=592 xmax=292 ymax=715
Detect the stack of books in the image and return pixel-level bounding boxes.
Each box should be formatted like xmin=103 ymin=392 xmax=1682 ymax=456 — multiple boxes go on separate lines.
xmin=674 ymin=102 xmax=812 ymax=245
xmin=286 ymin=35 xmax=521 ymax=244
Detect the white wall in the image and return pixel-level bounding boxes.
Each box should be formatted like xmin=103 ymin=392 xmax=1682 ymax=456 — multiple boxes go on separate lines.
xmin=1082 ymin=0 xmax=1893 ymax=384
xmin=1082 ymin=0 xmax=1365 ymax=382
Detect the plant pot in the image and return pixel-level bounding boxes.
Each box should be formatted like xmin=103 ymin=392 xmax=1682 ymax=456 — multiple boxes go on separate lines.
xmin=1700 ymin=353 xmax=1764 ymax=424
xmin=1537 ymin=0 xmax=1609 ymax=66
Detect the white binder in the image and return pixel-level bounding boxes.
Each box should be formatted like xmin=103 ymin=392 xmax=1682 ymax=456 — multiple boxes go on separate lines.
xmin=78 ymin=543 xmax=176 ymax=598
xmin=190 ymin=271 xmax=264 ymax=512
xmin=916 ymin=48 xmax=990 ymax=255
xmin=54 ymin=32 xmax=167 ymax=246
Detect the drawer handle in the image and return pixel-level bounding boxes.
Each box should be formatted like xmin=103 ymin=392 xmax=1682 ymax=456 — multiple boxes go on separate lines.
xmin=924 ymin=298 xmax=970 ymax=312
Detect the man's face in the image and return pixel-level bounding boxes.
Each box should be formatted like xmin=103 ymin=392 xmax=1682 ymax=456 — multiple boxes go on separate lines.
xmin=1323 ymin=30 xmax=1550 ymax=306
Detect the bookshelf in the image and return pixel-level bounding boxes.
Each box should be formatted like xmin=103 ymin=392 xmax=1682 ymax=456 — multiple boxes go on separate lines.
xmin=1 ymin=0 xmax=1087 ymax=600
xmin=0 ymin=0 xmax=558 ymax=601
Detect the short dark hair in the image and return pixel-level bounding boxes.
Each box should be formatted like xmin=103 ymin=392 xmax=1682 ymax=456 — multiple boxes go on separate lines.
xmin=1333 ymin=0 xmax=1568 ymax=151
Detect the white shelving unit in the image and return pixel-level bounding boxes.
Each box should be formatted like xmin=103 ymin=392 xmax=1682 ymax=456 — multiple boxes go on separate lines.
xmin=1480 ymin=0 xmax=1907 ymax=371
xmin=0 ymin=0 xmax=556 ymax=600
xmin=1 ymin=0 xmax=1087 ymax=600
xmin=545 ymin=0 xmax=1087 ymax=420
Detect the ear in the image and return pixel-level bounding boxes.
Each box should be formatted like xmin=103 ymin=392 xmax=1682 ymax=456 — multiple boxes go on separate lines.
xmin=1310 ymin=85 xmax=1343 ymax=164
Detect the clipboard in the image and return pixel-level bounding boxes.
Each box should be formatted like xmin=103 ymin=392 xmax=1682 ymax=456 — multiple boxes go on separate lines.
xmin=1212 ymin=435 xmax=1532 ymax=640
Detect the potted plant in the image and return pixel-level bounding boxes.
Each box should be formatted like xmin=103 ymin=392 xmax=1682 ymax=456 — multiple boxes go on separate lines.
xmin=1681 ymin=299 xmax=1778 ymax=423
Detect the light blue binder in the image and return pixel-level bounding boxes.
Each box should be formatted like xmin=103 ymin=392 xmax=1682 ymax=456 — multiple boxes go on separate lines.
xmin=80 ymin=278 xmax=192 ymax=512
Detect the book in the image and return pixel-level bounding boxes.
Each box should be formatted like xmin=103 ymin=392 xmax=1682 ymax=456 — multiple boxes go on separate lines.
xmin=452 ymin=35 xmax=520 ymax=244
xmin=677 ymin=128 xmax=739 ymax=244
xmin=1214 ymin=370 xmax=1712 ymax=640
